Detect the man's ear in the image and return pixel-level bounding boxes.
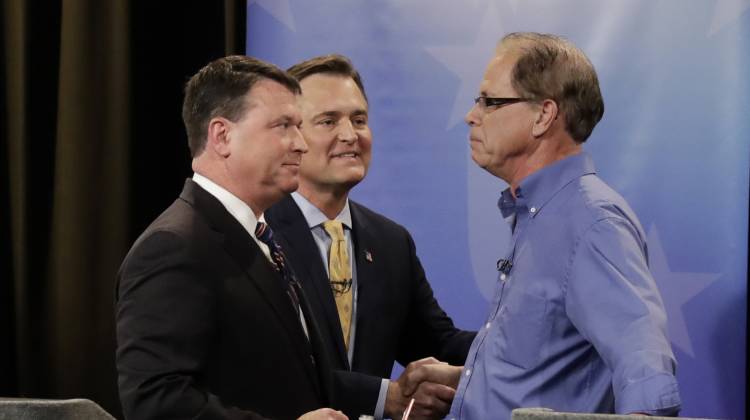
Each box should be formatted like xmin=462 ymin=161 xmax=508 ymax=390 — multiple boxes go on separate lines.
xmin=207 ymin=117 xmax=232 ymax=157
xmin=531 ymin=99 xmax=558 ymax=138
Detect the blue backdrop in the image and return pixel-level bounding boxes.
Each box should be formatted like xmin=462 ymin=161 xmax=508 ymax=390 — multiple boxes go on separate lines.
xmin=247 ymin=1 xmax=749 ymax=418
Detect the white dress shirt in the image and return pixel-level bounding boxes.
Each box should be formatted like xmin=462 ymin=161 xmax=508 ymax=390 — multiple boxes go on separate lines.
xmin=193 ymin=173 xmax=308 ymax=337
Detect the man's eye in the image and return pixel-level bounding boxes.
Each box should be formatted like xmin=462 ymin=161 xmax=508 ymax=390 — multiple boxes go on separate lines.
xmin=318 ymin=119 xmax=335 ymax=126
xmin=353 ymin=118 xmax=367 ymax=126
xmin=279 ymin=120 xmax=300 ymax=129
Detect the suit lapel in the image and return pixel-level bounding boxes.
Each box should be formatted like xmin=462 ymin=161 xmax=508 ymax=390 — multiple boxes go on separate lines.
xmin=180 ymin=180 xmax=321 ymax=391
xmin=349 ymin=202 xmax=380 ymax=357
xmin=268 ymin=195 xmax=351 ymax=369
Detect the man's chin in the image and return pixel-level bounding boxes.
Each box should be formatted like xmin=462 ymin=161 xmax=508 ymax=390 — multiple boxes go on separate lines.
xmin=278 ymin=179 xmax=300 ymax=195
xmin=344 ymin=165 xmax=368 ymax=180
xmin=337 ymin=173 xmax=365 ymax=189
xmin=332 ymin=160 xmax=368 ymax=173
xmin=469 ymin=151 xmax=484 ymax=168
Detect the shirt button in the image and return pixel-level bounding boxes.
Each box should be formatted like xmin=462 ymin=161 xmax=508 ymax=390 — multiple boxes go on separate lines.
xmin=485 ymin=322 xmax=491 ymax=329
xmin=465 ymin=369 xmax=472 ymax=377
xmin=530 ymin=207 xmax=537 ymax=214
xmin=500 ymin=273 xmax=507 ymax=281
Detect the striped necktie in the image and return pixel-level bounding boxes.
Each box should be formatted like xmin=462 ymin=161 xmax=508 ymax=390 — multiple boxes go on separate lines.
xmin=255 ymin=221 xmax=301 ymax=317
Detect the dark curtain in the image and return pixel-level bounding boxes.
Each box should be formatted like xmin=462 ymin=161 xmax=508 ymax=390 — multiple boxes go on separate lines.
xmin=1 ymin=0 xmax=246 ymax=417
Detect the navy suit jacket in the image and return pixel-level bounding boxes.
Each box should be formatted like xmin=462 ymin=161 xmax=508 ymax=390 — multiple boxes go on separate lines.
xmin=116 ymin=180 xmax=334 ymax=420
xmin=266 ymin=195 xmax=476 ymax=417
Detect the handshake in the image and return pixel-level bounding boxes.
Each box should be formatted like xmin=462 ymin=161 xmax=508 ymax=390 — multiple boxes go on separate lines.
xmin=385 ymin=357 xmax=463 ymax=420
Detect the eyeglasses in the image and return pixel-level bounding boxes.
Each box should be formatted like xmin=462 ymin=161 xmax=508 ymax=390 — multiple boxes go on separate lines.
xmin=474 ymin=96 xmax=531 ymax=110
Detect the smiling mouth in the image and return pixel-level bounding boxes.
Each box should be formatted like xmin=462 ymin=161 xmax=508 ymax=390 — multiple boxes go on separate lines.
xmin=331 ymin=152 xmax=359 ymax=159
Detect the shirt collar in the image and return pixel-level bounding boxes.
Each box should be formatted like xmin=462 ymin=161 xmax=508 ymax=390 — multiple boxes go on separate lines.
xmin=291 ymin=191 xmax=352 ymax=230
xmin=498 ymin=151 xmax=596 ymax=218
xmin=192 ymin=172 xmax=263 ymax=237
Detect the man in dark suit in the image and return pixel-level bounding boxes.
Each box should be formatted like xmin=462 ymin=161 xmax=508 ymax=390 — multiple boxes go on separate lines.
xmin=115 ymin=56 xmax=346 ymax=420
xmin=266 ymin=54 xmax=476 ymax=420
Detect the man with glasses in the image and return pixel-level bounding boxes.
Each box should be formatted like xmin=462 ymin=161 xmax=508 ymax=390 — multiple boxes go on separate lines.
xmin=403 ymin=33 xmax=681 ymax=418
xmin=265 ymin=54 xmax=476 ymax=420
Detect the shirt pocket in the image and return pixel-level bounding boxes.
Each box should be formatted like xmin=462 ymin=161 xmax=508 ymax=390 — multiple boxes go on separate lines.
xmin=493 ymin=289 xmax=549 ymax=369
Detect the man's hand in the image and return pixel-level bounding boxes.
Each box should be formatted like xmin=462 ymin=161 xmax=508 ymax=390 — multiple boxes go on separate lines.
xmin=385 ymin=380 xmax=455 ymax=420
xmin=384 ymin=357 xmax=462 ymax=419
xmin=384 ymin=379 xmax=410 ymax=418
xmin=399 ymin=357 xmax=463 ymax=396
xmin=297 ymin=408 xmax=347 ymax=420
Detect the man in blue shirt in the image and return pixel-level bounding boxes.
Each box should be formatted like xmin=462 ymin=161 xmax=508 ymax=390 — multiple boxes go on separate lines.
xmin=402 ymin=32 xmax=681 ymax=418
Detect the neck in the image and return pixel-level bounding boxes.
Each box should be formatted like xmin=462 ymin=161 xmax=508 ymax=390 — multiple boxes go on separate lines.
xmin=507 ymin=137 xmax=581 ymax=197
xmin=296 ymin=183 xmax=350 ymax=220
xmin=193 ymin=159 xmax=267 ymax=218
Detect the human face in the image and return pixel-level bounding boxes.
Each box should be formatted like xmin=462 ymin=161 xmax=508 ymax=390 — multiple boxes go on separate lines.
xmin=465 ymin=47 xmax=537 ymax=182
xmin=297 ymin=74 xmax=372 ymax=195
xmin=225 ymin=79 xmax=307 ymax=210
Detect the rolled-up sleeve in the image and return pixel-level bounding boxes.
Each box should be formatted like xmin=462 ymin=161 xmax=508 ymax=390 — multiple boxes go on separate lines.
xmin=565 ymin=217 xmax=681 ymax=416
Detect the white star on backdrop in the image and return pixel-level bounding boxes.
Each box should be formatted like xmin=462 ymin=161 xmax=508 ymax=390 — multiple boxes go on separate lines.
xmin=647 ymin=225 xmax=720 ymax=357
xmin=248 ymin=0 xmax=296 ymax=31
xmin=709 ymin=0 xmax=750 ymax=36
xmin=425 ymin=1 xmax=508 ymax=128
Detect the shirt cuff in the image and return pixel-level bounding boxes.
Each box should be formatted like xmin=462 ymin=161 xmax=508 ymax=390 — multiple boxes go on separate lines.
xmin=616 ymin=373 xmax=681 ymax=416
xmin=374 ymin=378 xmax=389 ymax=419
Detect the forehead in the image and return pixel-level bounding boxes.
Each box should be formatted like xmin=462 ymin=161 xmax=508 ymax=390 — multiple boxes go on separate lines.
xmin=238 ymin=79 xmax=300 ymax=124
xmin=299 ymin=74 xmax=367 ymax=111
xmin=480 ymin=47 xmax=519 ymax=96
xmin=246 ymin=79 xmax=298 ymax=111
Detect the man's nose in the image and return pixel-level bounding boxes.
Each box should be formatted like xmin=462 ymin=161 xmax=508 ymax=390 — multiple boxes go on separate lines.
xmin=291 ymin=126 xmax=308 ymax=153
xmin=465 ymin=102 xmax=481 ymax=127
xmin=337 ymin=120 xmax=357 ymax=143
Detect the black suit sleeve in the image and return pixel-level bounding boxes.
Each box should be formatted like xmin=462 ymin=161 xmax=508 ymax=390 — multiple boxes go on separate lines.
xmin=329 ymin=369 xmax=382 ymax=418
xmin=115 ymin=230 xmax=269 ymax=420
xmin=395 ymin=231 xmax=476 ymax=367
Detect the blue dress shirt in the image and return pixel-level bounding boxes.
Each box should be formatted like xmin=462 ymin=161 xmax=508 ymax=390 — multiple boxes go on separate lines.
xmin=448 ymin=152 xmax=681 ymax=419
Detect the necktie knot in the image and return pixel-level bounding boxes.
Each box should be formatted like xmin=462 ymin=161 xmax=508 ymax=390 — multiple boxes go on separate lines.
xmin=255 ymin=221 xmax=274 ymax=246
xmin=255 ymin=221 xmax=285 ymax=271
xmin=322 ymin=220 xmax=352 ymax=286
xmin=322 ymin=220 xmax=345 ymax=242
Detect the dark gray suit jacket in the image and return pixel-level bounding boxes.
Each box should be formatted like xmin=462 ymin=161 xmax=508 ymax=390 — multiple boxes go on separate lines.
xmin=116 ymin=180 xmax=334 ymax=420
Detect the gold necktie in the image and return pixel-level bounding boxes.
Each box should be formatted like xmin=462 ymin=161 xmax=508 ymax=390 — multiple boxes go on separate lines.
xmin=322 ymin=220 xmax=353 ymax=350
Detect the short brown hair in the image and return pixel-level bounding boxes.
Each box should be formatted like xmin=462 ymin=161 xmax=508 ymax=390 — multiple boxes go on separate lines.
xmin=182 ymin=55 xmax=301 ymax=157
xmin=500 ymin=32 xmax=604 ymax=143
xmin=286 ymin=54 xmax=368 ymax=102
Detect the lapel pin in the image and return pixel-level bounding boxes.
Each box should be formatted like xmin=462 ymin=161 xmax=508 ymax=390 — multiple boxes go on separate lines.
xmin=365 ymin=251 xmax=373 ymax=262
